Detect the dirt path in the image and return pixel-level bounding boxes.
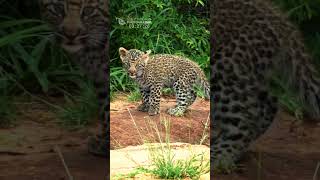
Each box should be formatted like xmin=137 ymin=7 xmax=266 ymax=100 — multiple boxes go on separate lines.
xmin=0 ymin=100 xmax=107 ymax=180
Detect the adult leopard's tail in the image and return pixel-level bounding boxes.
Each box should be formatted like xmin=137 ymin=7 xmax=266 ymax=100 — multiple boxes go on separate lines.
xmin=280 ymin=32 xmax=320 ymax=120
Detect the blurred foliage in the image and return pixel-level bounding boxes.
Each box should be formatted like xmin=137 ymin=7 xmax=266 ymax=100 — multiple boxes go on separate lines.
xmin=273 ymin=0 xmax=320 ymax=24
xmin=271 ymin=0 xmax=320 ymax=118
xmin=0 ymin=0 xmax=98 ymax=128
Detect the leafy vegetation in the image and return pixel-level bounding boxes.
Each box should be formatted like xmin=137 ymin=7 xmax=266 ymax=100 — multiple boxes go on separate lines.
xmin=109 ymin=0 xmax=210 ymax=101
xmin=57 ymin=80 xmax=99 ymax=130
xmin=0 ymin=1 xmax=98 ymax=128
xmin=273 ymin=0 xmax=320 ymax=24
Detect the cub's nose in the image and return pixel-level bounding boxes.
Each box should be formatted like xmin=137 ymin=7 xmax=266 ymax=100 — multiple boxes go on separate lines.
xmin=128 ymin=67 xmax=136 ymax=75
xmin=61 ymin=25 xmax=81 ymax=41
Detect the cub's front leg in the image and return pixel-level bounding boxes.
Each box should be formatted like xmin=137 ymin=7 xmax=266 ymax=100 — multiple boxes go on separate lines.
xmin=147 ymin=84 xmax=162 ymax=116
xmin=137 ymin=87 xmax=150 ymax=112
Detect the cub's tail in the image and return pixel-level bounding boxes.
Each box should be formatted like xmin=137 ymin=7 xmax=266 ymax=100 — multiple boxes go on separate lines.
xmin=197 ymin=68 xmax=210 ymax=100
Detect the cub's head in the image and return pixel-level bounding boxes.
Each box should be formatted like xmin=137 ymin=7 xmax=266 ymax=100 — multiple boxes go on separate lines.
xmin=40 ymin=0 xmax=109 ymax=53
xmin=119 ymin=47 xmax=151 ymax=79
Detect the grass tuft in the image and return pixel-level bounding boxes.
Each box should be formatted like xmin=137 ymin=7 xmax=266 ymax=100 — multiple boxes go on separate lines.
xmin=57 ymin=81 xmax=99 ymax=130
xmin=145 ymin=118 xmax=209 ymax=179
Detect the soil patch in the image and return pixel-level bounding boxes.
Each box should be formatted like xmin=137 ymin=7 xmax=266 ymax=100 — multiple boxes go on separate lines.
xmin=0 ymin=99 xmax=107 ymax=180
xmin=214 ymin=112 xmax=320 ymax=180
xmin=110 ymin=95 xmax=211 ymax=149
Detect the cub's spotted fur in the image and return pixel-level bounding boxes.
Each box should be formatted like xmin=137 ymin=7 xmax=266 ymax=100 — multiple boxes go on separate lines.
xmin=211 ymin=0 xmax=320 ymax=172
xmin=40 ymin=0 xmax=109 ymax=157
xmin=119 ymin=47 xmax=209 ymax=116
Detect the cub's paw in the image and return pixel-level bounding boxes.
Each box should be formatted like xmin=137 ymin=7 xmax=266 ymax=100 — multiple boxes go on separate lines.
xmin=148 ymin=107 xmax=160 ymax=116
xmin=212 ymin=156 xmax=237 ymax=174
xmin=167 ymin=107 xmax=186 ymax=117
xmin=137 ymin=103 xmax=149 ymax=112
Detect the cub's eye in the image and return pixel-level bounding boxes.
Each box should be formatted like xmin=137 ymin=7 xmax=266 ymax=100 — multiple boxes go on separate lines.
xmin=82 ymin=7 xmax=95 ymax=17
xmin=137 ymin=64 xmax=143 ymax=69
xmin=48 ymin=4 xmax=65 ymax=16
xmin=124 ymin=62 xmax=130 ymax=69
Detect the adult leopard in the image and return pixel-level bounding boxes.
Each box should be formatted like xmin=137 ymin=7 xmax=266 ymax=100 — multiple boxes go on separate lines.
xmin=211 ymin=0 xmax=320 ymax=172
xmin=39 ymin=0 xmax=109 ymax=157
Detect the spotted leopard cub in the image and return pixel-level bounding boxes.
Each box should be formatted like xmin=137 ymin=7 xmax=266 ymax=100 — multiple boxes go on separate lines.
xmin=119 ymin=47 xmax=209 ymax=116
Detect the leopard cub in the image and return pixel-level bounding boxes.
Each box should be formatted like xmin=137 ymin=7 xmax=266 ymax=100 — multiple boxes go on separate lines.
xmin=119 ymin=47 xmax=209 ymax=116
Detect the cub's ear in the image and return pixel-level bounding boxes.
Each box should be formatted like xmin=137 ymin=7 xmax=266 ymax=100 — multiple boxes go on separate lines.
xmin=119 ymin=47 xmax=128 ymax=61
xmin=141 ymin=50 xmax=151 ymax=63
xmin=145 ymin=50 xmax=151 ymax=55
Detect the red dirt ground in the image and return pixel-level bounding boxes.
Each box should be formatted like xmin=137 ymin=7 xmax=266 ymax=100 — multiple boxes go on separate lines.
xmin=111 ymin=94 xmax=320 ymax=180
xmin=110 ymin=94 xmax=211 ymax=149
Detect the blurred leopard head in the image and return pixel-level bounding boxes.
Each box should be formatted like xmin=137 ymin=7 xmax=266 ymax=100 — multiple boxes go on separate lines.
xmin=40 ymin=0 xmax=109 ymax=53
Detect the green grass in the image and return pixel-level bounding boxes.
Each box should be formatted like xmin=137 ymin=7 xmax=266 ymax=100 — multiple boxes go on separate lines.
xmin=0 ymin=15 xmax=98 ymax=129
xmin=0 ymin=17 xmax=87 ymax=95
xmin=112 ymin=167 xmax=146 ymax=179
xmin=161 ymin=88 xmax=175 ymax=97
xmin=110 ymin=66 xmax=137 ymax=101
xmin=272 ymin=0 xmax=320 ymax=24
xmin=146 ymin=148 xmax=209 ymax=179
xmin=110 ymin=0 xmax=210 ymax=95
xmin=57 ymin=81 xmax=99 ymax=130
xmin=270 ymin=76 xmax=304 ymax=120
xmin=147 ymin=118 xmax=209 ymax=179
xmin=113 ymin=153 xmax=209 ymax=179
xmin=127 ymin=88 xmax=142 ymax=102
